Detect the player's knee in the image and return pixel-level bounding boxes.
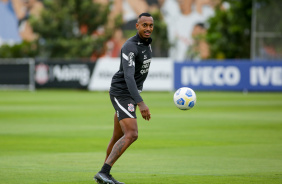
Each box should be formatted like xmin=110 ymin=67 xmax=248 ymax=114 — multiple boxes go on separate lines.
xmin=126 ymin=131 xmax=138 ymax=142
xmin=131 ymin=132 xmax=138 ymax=142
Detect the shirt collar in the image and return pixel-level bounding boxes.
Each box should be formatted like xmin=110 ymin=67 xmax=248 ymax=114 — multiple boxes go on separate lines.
xmin=136 ymin=33 xmax=152 ymax=45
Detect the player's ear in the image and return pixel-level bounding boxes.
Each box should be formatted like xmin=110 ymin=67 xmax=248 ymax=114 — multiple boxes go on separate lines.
xmin=135 ymin=23 xmax=139 ymax=30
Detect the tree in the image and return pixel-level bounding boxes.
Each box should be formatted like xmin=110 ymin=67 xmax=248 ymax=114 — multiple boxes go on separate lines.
xmin=0 ymin=41 xmax=38 ymax=58
xmin=29 ymin=0 xmax=112 ymax=59
xmin=206 ymin=0 xmax=253 ymax=59
xmin=150 ymin=10 xmax=170 ymax=57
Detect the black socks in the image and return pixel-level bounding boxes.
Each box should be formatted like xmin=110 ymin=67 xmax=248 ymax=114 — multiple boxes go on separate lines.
xmin=100 ymin=163 xmax=112 ymax=175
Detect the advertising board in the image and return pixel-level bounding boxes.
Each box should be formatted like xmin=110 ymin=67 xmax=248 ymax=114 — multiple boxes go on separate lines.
xmin=35 ymin=61 xmax=96 ymax=89
xmin=88 ymin=58 xmax=173 ymax=91
xmin=174 ymin=61 xmax=282 ymax=91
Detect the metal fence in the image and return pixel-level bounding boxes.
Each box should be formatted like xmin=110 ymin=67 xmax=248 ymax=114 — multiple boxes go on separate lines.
xmin=251 ymin=0 xmax=282 ymax=61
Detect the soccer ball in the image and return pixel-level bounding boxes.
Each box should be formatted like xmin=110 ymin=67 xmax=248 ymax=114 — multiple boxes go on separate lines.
xmin=173 ymin=87 xmax=196 ymax=110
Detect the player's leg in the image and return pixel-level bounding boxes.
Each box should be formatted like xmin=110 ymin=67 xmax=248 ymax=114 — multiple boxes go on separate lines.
xmin=95 ymin=118 xmax=136 ymax=184
xmin=105 ymin=112 xmax=124 ymax=162
xmin=105 ymin=117 xmax=138 ymax=166
xmin=94 ymin=95 xmax=136 ymax=184
xmin=94 ymin=114 xmax=121 ymax=184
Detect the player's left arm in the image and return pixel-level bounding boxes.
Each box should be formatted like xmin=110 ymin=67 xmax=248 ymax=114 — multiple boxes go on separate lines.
xmin=137 ymin=101 xmax=151 ymax=121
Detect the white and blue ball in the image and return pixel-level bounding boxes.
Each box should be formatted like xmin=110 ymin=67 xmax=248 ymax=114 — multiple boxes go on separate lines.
xmin=173 ymin=87 xmax=196 ymax=110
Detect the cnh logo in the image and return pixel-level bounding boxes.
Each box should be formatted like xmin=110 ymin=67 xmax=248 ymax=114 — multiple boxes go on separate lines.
xmin=181 ymin=66 xmax=240 ymax=86
xmin=250 ymin=66 xmax=282 ymax=86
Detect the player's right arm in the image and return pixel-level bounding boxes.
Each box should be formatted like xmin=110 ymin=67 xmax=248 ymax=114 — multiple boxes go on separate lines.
xmin=121 ymin=44 xmax=143 ymax=103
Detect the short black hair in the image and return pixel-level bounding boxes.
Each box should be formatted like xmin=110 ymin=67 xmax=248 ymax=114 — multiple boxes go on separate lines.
xmin=138 ymin=13 xmax=152 ymax=18
xmin=195 ymin=23 xmax=205 ymax=29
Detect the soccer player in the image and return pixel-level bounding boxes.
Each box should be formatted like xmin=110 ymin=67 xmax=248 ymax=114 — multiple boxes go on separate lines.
xmin=94 ymin=13 xmax=154 ymax=184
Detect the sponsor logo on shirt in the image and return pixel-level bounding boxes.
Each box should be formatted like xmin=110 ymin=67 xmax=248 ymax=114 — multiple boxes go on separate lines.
xmin=144 ymin=55 xmax=147 ymax=59
xmin=140 ymin=59 xmax=151 ymax=75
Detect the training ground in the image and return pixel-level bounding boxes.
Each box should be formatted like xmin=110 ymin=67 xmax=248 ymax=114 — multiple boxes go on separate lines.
xmin=0 ymin=90 xmax=281 ymax=184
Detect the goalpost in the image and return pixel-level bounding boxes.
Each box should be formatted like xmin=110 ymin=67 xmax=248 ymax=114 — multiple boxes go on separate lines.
xmin=0 ymin=58 xmax=35 ymax=91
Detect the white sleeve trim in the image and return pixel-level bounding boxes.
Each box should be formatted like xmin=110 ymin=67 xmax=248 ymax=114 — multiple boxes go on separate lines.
xmin=122 ymin=53 xmax=128 ymax=61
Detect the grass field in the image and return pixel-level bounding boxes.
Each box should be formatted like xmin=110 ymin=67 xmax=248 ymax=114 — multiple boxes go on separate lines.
xmin=0 ymin=90 xmax=282 ymax=184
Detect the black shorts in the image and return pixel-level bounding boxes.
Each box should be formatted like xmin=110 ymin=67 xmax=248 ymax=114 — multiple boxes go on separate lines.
xmin=110 ymin=94 xmax=137 ymax=121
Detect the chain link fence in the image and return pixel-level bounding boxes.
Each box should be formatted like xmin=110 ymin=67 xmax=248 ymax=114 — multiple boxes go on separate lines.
xmin=251 ymin=0 xmax=282 ymax=61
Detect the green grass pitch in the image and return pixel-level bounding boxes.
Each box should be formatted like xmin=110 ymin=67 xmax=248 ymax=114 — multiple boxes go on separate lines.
xmin=0 ymin=90 xmax=282 ymax=184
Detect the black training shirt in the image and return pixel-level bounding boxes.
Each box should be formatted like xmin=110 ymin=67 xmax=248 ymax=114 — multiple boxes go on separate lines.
xmin=109 ymin=33 xmax=153 ymax=103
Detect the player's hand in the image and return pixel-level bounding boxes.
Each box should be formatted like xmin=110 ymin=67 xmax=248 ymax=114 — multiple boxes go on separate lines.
xmin=137 ymin=101 xmax=151 ymax=121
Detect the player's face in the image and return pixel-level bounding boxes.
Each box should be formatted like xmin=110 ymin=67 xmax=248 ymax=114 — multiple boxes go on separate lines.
xmin=136 ymin=16 xmax=154 ymax=40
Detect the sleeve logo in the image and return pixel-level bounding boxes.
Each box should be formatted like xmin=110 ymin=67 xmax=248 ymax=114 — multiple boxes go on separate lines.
xmin=122 ymin=52 xmax=135 ymax=67
xmin=128 ymin=52 xmax=135 ymax=67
